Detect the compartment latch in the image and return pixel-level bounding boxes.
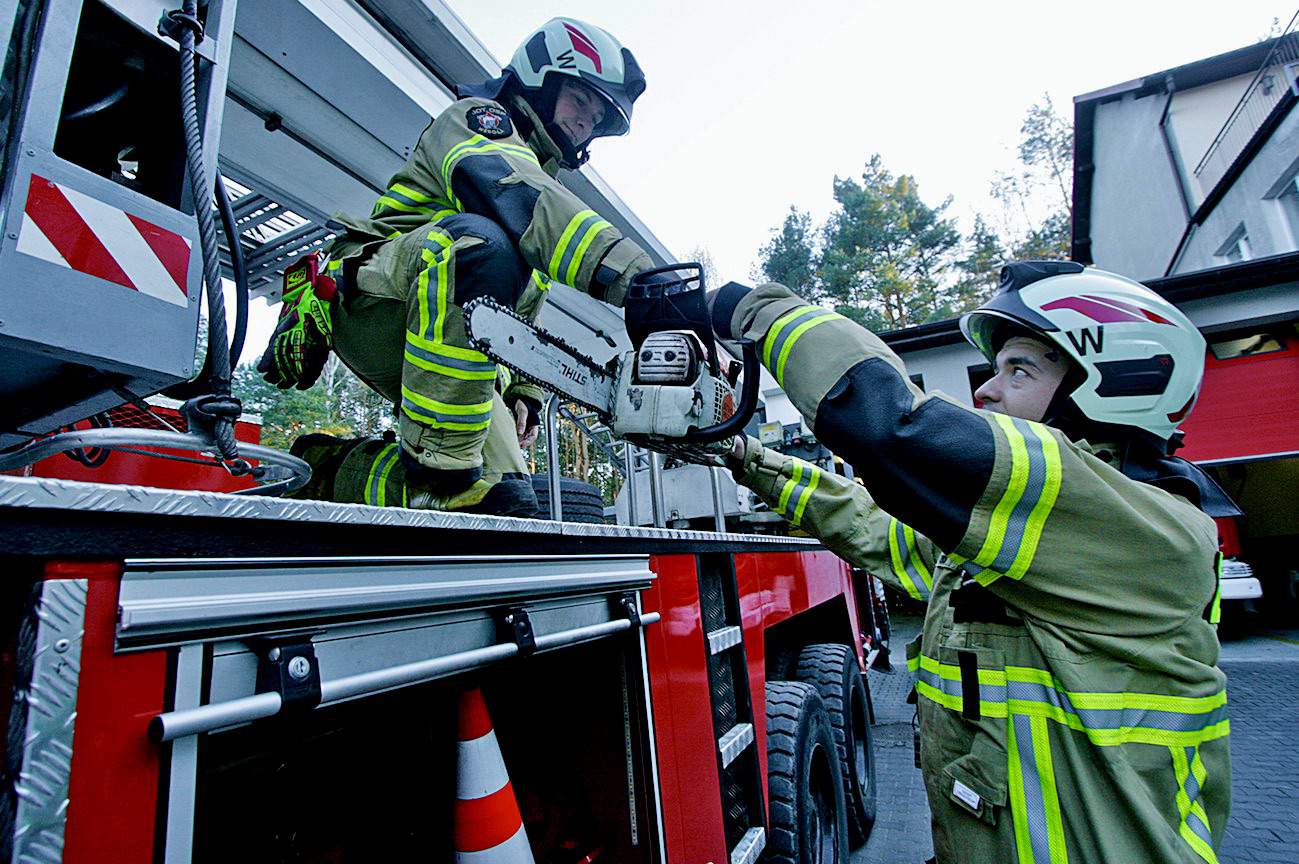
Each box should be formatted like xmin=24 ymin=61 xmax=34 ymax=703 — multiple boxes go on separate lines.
xmin=617 ymin=592 xmax=641 ymax=629
xmin=501 ymin=607 xmax=536 ymax=656
xmin=252 ymin=635 xmax=322 ymax=712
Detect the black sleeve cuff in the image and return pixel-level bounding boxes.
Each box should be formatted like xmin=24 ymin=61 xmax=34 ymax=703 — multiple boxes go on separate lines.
xmin=710 ymin=281 xmax=753 ymax=340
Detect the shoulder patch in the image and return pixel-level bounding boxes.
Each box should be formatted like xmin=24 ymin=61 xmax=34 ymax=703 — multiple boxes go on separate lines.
xmin=467 ymin=105 xmax=513 ymax=139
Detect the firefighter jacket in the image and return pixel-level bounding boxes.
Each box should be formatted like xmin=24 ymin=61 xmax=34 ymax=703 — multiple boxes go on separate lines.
xmin=730 ymin=436 xmax=938 ymax=603
xmin=714 ymin=282 xmax=1230 ymax=864
xmin=328 ymin=93 xmax=651 ymax=308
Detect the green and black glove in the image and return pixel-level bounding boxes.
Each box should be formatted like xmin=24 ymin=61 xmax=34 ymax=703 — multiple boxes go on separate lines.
xmin=257 ymin=272 xmax=337 ymax=390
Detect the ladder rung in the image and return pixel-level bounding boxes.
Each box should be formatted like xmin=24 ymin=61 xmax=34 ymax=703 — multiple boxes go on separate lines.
xmin=718 ymin=722 xmax=754 ymax=768
xmin=707 ymin=625 xmax=742 ymax=655
xmin=730 ymin=826 xmax=766 ymax=864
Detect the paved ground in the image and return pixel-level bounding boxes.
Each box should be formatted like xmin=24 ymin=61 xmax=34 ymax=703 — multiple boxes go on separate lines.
xmin=850 ymin=616 xmax=1299 ymax=864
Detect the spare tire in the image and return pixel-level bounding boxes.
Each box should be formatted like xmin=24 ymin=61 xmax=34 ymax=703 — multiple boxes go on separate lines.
xmin=530 ymin=474 xmax=606 ymax=523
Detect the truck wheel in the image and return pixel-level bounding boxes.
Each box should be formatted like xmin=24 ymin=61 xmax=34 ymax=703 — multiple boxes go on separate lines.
xmin=795 ymin=644 xmax=877 ymax=847
xmin=530 ymin=474 xmax=606 ymax=523
xmin=765 ymin=680 xmax=849 ymax=864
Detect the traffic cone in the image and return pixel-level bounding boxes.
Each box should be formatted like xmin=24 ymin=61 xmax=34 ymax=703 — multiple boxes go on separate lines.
xmin=454 ymin=687 xmax=535 ymax=863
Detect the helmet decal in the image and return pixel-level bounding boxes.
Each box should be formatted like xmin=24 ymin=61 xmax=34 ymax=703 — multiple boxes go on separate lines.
xmin=1041 ymin=295 xmax=1172 ymax=325
xmin=563 ymin=23 xmax=603 ymax=73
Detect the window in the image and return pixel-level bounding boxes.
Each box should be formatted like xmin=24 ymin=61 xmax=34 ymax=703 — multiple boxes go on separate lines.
xmin=1278 ymin=176 xmax=1299 ymax=243
xmin=967 ymin=364 xmax=993 ymax=406
xmin=1207 ymin=324 xmax=1297 ymax=360
xmin=909 ymin=373 xmax=925 ymax=390
xmin=1214 ymin=223 xmax=1251 ymax=264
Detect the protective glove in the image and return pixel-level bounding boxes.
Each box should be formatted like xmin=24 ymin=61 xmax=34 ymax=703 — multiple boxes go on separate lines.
xmin=257 ymin=274 xmax=337 ymax=390
xmin=658 ymin=435 xmax=740 ymax=469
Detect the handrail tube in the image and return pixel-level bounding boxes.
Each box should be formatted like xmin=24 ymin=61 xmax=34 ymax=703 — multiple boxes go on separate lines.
xmin=545 ymin=396 xmax=563 ymax=521
xmin=709 ymin=467 xmax=726 ymax=532
xmin=149 ymin=611 xmax=660 ymax=742
xmin=624 ymin=443 xmax=640 ymax=526
xmin=648 ymin=451 xmax=665 ymax=528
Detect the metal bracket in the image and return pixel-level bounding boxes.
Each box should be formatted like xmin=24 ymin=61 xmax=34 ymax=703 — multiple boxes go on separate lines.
xmin=500 ymin=607 xmax=536 ymax=656
xmin=251 ymin=634 xmax=322 ymax=712
xmin=617 ymin=592 xmax=641 ymax=629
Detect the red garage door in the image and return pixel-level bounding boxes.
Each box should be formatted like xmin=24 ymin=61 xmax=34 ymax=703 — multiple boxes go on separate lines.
xmin=1179 ymin=325 xmax=1299 ymax=463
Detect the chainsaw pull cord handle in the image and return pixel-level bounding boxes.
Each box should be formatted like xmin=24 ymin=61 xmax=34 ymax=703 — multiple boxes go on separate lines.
xmin=681 ymin=339 xmax=759 ymax=444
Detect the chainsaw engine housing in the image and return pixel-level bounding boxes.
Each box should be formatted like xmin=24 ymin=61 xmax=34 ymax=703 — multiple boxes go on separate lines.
xmin=613 ymin=331 xmax=736 ymax=441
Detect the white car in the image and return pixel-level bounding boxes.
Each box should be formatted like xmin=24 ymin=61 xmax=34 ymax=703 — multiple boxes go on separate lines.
xmin=1219 ymin=557 xmax=1263 ymax=601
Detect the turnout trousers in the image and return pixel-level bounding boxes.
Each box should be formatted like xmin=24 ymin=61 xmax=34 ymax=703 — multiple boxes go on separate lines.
xmin=332 ymin=212 xmax=536 ymax=491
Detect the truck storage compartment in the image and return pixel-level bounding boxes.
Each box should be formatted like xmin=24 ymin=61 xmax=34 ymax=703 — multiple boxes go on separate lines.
xmin=190 ymin=638 xmax=658 ymax=863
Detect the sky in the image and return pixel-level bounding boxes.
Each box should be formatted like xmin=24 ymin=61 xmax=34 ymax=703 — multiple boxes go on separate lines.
xmin=237 ymin=1 xmax=1292 ymax=366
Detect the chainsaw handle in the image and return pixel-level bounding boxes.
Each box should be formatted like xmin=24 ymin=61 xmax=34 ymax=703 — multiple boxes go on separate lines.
xmin=684 ymin=339 xmax=760 ymax=443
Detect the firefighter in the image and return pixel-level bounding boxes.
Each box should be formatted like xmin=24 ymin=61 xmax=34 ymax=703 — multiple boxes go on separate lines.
xmin=258 ymin=18 xmax=654 ymax=516
xmin=707 ymin=261 xmax=1234 ymax=864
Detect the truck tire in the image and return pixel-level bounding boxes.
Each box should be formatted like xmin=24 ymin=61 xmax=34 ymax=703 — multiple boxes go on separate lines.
xmin=795 ymin=644 xmax=877 ymax=847
xmin=530 ymin=474 xmax=606 ymax=523
xmin=765 ymin=680 xmax=849 ymax=864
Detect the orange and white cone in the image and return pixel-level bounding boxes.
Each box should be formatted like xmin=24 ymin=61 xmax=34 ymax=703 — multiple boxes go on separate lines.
xmin=454 ymin=687 xmax=535 ymax=863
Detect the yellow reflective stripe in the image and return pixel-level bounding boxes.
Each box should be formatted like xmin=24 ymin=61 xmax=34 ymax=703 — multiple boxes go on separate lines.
xmin=763 ymin=307 xmax=808 ymax=368
xmin=400 ymin=387 xmax=491 ymax=415
xmin=374 ymin=195 xmax=433 ymax=215
xmin=791 ymin=465 xmax=820 ymax=526
xmin=917 ymin=653 xmax=1007 ymax=685
xmin=888 ymin=519 xmax=925 ymax=601
xmin=548 ymin=209 xmax=598 ymax=281
xmin=904 ymin=523 xmax=933 ymax=591
xmin=532 ymin=270 xmax=552 ymax=291
xmin=1032 ymin=717 xmax=1069 ymax=864
xmin=403 ymin=352 xmax=498 ymax=380
xmin=400 ymin=385 xmax=493 ymax=431
xmin=915 ymin=680 xmax=1009 ymax=718
xmin=1172 ymin=747 xmax=1219 ymax=864
xmin=962 ymin=414 xmax=1062 ymax=582
xmin=441 ymin=135 xmax=539 ymax=208
xmin=390 ymin=182 xmax=433 ymax=203
xmin=1007 ymin=717 xmax=1035 ymax=864
xmin=775 ymin=312 xmax=840 ymax=387
xmin=776 ymin=461 xmax=802 ymax=514
xmin=565 ymin=219 xmax=612 ymax=286
xmin=1210 ymin=553 xmax=1223 ymax=625
xmin=1006 ymin=666 xmax=1227 ymax=713
xmin=377 ymin=445 xmax=401 ymax=507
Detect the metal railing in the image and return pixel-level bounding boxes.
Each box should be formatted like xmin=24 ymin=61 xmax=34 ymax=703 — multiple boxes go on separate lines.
xmin=1193 ymin=17 xmax=1299 ymax=195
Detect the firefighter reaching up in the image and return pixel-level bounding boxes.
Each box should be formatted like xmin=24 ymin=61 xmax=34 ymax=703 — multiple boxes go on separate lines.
xmin=258 ymin=17 xmax=655 ymax=517
xmin=704 ymin=261 xmax=1236 ymax=864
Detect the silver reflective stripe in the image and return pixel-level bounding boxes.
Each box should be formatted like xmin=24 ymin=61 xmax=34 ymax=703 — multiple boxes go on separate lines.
xmin=893 ymin=519 xmax=930 ymax=599
xmin=554 ymin=211 xmax=603 ymax=283
xmin=766 ymin=307 xmax=828 ymax=370
xmin=1006 ymin=680 xmax=1228 ymax=733
xmin=913 ymin=664 xmax=1007 ymax=704
xmin=404 ymin=341 xmax=496 ymax=375
xmin=367 ymin=444 xmax=400 ymax=507
xmin=1013 ymin=714 xmax=1053 ymax=864
xmin=987 ymin=418 xmax=1053 ymax=573
xmin=1182 ymin=746 xmax=1213 ymax=847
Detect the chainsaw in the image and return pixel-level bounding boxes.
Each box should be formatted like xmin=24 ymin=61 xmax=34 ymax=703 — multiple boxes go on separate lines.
xmin=464 ymin=264 xmax=759 ymax=455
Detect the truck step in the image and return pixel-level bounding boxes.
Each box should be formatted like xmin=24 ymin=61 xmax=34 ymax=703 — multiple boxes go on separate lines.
xmin=707 ymin=625 xmax=742 ymax=655
xmin=718 ymin=721 xmax=754 ymax=768
xmin=729 ymin=826 xmax=766 ymax=864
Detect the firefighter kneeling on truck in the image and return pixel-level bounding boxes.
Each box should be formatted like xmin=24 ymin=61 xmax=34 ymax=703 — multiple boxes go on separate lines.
xmin=690 ymin=261 xmax=1235 ymax=864
xmin=257 ymin=17 xmax=658 ymax=518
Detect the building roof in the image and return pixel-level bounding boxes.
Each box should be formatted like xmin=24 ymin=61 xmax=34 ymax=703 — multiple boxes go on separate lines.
xmin=1070 ymin=36 xmax=1291 ymax=265
xmin=880 ymin=250 xmax=1299 ymax=353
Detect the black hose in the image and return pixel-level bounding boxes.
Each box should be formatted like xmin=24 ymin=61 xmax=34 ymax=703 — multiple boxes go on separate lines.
xmin=173 ymin=0 xmax=239 ymax=461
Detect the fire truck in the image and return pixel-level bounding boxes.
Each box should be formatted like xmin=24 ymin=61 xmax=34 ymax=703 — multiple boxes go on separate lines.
xmin=0 ymin=1 xmax=882 ymax=861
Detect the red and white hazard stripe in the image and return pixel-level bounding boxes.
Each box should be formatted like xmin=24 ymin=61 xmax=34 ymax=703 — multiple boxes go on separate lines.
xmin=454 ymin=688 xmax=535 ymax=863
xmin=17 ymin=175 xmax=191 ymax=307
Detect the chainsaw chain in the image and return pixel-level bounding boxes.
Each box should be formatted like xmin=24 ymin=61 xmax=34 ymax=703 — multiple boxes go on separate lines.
xmin=464 ymin=297 xmax=618 ymax=418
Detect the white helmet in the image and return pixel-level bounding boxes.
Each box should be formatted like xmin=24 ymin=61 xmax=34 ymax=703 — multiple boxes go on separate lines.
xmin=960 ymin=261 xmax=1206 ymax=441
xmin=506 ymin=18 xmax=645 ymax=139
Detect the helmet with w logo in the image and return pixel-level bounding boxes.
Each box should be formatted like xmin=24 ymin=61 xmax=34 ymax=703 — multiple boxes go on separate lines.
xmin=506 ymin=17 xmax=646 ymax=139
xmin=960 ymin=261 xmax=1206 ymax=441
